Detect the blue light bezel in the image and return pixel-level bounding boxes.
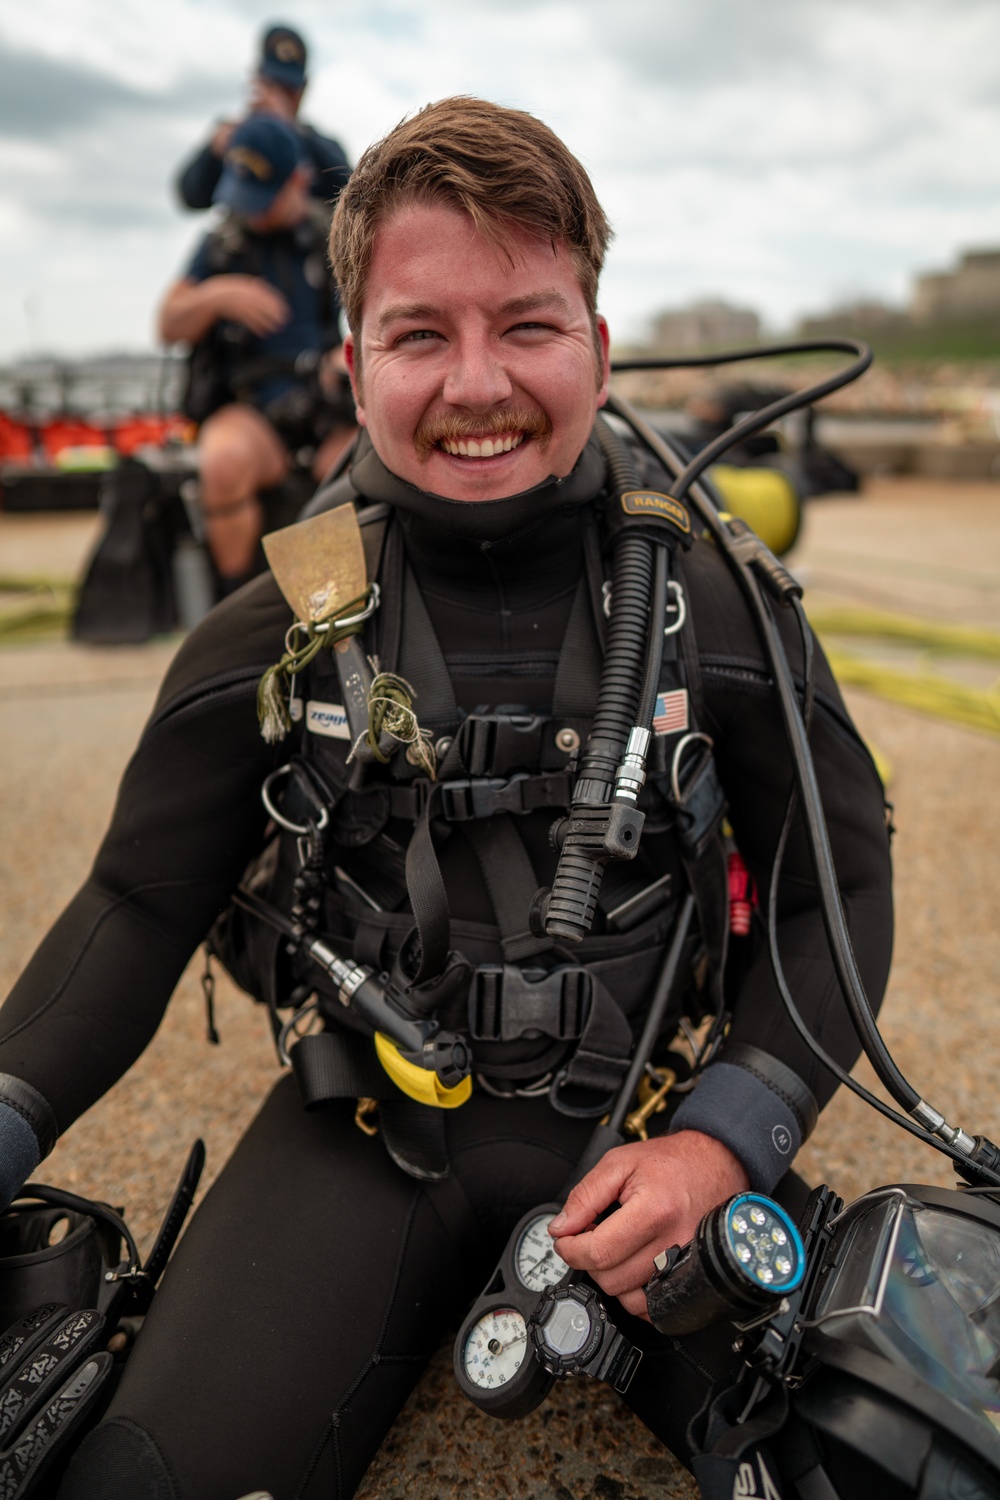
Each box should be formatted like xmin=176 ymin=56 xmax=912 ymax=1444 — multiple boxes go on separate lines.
xmin=725 ymin=1192 xmax=806 ymax=1293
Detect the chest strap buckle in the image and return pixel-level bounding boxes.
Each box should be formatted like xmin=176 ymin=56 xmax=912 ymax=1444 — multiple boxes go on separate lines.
xmin=469 ymin=964 xmax=592 ymax=1043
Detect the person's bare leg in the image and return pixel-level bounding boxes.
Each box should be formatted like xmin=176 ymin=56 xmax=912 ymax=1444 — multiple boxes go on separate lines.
xmin=198 ymin=404 xmax=289 ymax=583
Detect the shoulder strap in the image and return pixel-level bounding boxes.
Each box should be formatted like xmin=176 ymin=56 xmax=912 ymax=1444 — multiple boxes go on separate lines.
xmin=552 ymin=574 xmax=603 ymax=719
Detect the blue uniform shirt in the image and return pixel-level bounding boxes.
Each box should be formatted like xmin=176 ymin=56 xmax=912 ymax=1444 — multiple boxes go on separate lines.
xmin=184 ymin=218 xmax=339 ymax=409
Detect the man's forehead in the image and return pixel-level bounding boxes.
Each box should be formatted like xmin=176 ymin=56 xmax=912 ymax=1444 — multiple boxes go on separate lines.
xmin=360 ymin=202 xmax=586 ymax=324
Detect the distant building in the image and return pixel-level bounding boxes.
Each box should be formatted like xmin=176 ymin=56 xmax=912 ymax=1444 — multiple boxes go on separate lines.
xmin=798 ymin=300 xmax=905 ymax=337
xmin=648 ymin=299 xmax=760 ymax=352
xmin=0 ymin=352 xmax=184 ymax=416
xmin=911 ymin=249 xmax=1000 ymax=323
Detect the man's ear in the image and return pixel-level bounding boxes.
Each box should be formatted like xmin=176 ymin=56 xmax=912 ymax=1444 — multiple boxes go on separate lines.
xmin=595 ymin=314 xmax=611 ymax=408
xmin=343 ymin=334 xmax=366 ymax=427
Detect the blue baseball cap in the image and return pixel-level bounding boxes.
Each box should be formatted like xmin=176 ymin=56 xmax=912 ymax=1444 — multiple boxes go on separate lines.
xmin=214 ymin=115 xmax=302 ymax=216
xmin=258 ymin=24 xmax=308 ymax=90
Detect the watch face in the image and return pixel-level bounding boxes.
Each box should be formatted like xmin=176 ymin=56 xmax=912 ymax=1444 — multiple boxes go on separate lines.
xmin=515 ymin=1213 xmax=569 ymax=1292
xmin=538 ymin=1294 xmax=594 ymax=1357
xmin=462 ymin=1308 xmax=527 ymax=1390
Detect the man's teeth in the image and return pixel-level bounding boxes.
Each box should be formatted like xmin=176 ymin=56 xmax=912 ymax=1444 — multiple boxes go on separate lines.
xmin=440 ymin=433 xmax=525 ymax=458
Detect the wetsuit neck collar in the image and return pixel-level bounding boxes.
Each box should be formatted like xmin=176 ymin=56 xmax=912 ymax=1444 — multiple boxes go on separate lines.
xmin=349 ymin=429 xmax=606 ymax=547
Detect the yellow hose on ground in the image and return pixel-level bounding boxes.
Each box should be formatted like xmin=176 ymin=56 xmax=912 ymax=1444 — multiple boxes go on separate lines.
xmin=824 ymin=647 xmax=1000 ymax=738
xmin=0 ymin=581 xmax=76 ymax=644
xmin=802 ymin=602 xmax=1000 ymax=738
xmin=807 ymin=606 xmax=1000 ymax=662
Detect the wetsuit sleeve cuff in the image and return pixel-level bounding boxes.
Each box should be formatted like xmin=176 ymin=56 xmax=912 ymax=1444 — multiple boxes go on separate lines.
xmin=668 ymin=1047 xmax=818 ymax=1193
xmin=0 ymin=1076 xmax=59 ymax=1210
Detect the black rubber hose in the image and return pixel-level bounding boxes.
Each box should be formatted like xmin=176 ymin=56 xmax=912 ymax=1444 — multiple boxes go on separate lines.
xmin=605 ymin=390 xmax=923 ymax=1117
xmin=612 ymin=339 xmax=872 ymax=510
xmin=575 ymin=417 xmax=654 ymax=789
xmin=542 ymin=419 xmax=658 ymax=940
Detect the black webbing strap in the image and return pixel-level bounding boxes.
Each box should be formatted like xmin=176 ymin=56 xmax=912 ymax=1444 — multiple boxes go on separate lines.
xmin=374 ymin=520 xmax=405 ymax=674
xmin=358 ymin=504 xmax=390 ymax=585
xmin=289 ymin=1030 xmax=479 ymax=1192
xmin=552 ymin=573 xmax=604 ymax=719
xmin=290 ymin=1030 xmax=391 ymax=1108
xmin=582 ymin=509 xmax=609 ymax=649
xmin=397 ymin=564 xmax=460 ymax=726
xmin=461 ymin=817 xmax=551 ymax=962
xmin=404 ymin=782 xmax=453 ymax=985
xmin=556 ymin=973 xmax=635 ymax=1097
xmin=379 ymin=1096 xmax=450 ymax=1180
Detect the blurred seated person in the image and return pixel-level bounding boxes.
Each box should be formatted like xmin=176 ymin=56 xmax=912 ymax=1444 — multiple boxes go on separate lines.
xmin=176 ymin=23 xmax=351 ymax=212
xmin=159 ymin=115 xmax=355 ymax=590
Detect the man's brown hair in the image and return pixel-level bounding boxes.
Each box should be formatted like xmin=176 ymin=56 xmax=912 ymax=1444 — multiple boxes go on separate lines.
xmin=330 ymin=95 xmax=612 ymax=334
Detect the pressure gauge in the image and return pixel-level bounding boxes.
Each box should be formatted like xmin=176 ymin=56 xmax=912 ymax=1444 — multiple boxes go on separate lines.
xmin=454 ymin=1202 xmax=567 ymax=1419
xmin=461 ymin=1307 xmax=527 ymax=1390
xmin=515 ymin=1213 xmax=570 ymax=1291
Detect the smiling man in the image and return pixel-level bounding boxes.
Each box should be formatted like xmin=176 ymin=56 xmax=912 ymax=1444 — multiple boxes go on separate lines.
xmin=1 ymin=98 xmax=892 ymax=1498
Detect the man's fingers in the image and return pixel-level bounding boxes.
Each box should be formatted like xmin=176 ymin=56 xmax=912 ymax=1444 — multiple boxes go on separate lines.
xmin=547 ymin=1149 xmax=636 ymax=1237
xmin=615 ymin=1287 xmax=651 ymax=1321
xmin=236 ymin=286 xmax=291 ymax=334
xmin=553 ymin=1194 xmax=659 ymax=1276
xmin=555 ymin=1230 xmax=664 ymax=1299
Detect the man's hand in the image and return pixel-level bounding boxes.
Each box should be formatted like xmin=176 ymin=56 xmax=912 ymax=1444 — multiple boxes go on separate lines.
xmin=549 ymin=1131 xmax=749 ymax=1319
xmin=209 ymin=120 xmax=237 ymax=158
xmin=159 ymin=275 xmax=291 ymax=346
xmin=209 ymin=276 xmax=291 ymax=336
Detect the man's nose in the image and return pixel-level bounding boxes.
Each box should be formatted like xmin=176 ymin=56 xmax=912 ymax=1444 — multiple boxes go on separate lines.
xmin=442 ymin=336 xmax=514 ymax=410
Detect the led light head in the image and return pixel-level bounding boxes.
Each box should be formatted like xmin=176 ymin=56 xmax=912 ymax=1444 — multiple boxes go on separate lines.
xmin=645 ymin=1192 xmax=805 ymax=1337
xmin=724 ymin=1194 xmax=805 ymax=1296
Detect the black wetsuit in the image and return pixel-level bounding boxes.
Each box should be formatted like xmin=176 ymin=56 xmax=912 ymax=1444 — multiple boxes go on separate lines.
xmin=0 ymin=434 xmax=893 ymax=1499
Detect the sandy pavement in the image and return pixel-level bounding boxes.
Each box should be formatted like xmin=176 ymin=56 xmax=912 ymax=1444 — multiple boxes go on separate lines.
xmin=0 ymin=475 xmax=998 ymax=1499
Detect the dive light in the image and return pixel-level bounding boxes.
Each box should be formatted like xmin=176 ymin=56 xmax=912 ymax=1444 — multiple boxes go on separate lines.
xmin=644 ymin=1192 xmax=806 ymax=1336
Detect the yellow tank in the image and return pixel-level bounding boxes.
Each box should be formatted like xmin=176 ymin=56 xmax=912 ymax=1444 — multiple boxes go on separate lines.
xmin=709 ymin=464 xmax=802 ymax=557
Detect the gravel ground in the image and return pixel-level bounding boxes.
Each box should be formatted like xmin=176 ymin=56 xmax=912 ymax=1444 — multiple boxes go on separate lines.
xmin=0 ymin=475 xmax=998 ymax=1500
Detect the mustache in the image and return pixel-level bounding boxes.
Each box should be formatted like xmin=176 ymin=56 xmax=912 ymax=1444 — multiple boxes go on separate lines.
xmin=414 ymin=406 xmax=552 ymax=458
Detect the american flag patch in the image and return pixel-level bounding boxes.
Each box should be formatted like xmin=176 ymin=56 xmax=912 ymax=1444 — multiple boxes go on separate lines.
xmin=652 ymin=689 xmax=689 ymax=736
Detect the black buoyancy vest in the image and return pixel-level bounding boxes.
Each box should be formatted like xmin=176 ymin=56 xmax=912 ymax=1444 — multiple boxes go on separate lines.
xmin=214 ymin=442 xmax=729 ymax=1109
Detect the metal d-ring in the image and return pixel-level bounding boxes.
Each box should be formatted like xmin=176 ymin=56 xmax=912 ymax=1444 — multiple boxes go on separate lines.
xmin=312 ymin=582 xmax=382 ymax=635
xmin=663 ymin=580 xmax=687 ymax=636
xmin=261 ymin=764 xmax=331 ymax=835
xmin=670 ymin=731 xmax=714 ymax=804
xmin=277 ymin=996 xmax=321 ymax=1067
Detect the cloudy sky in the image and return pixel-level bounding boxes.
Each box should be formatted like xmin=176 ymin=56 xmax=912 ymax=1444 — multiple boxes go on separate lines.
xmin=1 ymin=0 xmax=999 ymax=359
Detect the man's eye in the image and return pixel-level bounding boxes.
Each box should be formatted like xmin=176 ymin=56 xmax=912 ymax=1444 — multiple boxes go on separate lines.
xmin=507 ymin=321 xmax=553 ymax=335
xmin=399 ymin=329 xmax=440 ymax=344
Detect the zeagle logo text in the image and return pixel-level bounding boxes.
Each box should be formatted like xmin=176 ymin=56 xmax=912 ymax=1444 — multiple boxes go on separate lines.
xmin=305 ymin=701 xmax=350 ymax=740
